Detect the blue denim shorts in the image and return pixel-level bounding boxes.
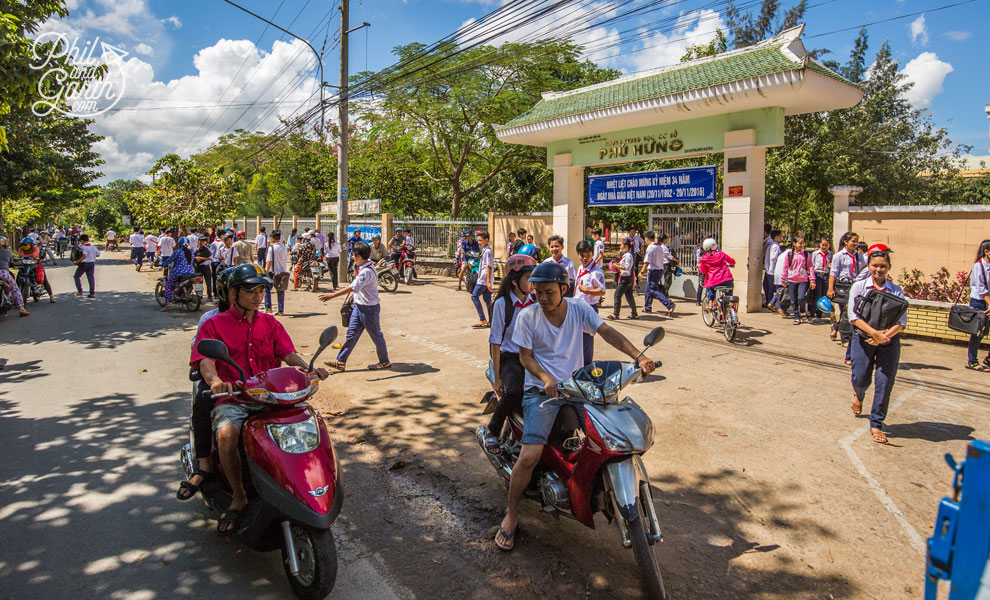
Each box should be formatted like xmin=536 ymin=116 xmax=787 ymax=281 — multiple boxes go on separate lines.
xmin=521 ymin=388 xmax=566 ymax=445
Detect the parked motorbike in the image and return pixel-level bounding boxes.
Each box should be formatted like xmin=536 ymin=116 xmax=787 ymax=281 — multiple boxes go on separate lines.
xmin=464 ymin=250 xmax=481 ymax=293
xmin=185 ymin=327 xmax=341 ymax=600
xmin=376 ymin=260 xmax=399 ymax=293
xmin=299 ymin=259 xmax=323 ymax=292
xmin=13 ymin=258 xmax=45 ymax=304
xmin=0 ymin=272 xmax=17 ymax=316
xmin=399 ymin=247 xmax=416 ymax=285
xmin=477 ymin=327 xmax=668 ymax=599
xmin=155 ymin=272 xmax=204 ymax=311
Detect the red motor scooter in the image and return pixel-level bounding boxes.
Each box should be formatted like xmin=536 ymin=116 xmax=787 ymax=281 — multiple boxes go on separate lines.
xmin=478 ymin=327 xmax=669 ymax=599
xmin=184 ymin=327 xmax=341 ymax=600
xmin=399 ymin=246 xmax=416 ymax=285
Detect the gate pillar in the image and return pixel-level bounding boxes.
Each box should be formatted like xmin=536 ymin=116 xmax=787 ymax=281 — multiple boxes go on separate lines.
xmin=552 ymin=153 xmax=585 ymax=259
xmin=721 ymin=129 xmax=766 ymax=313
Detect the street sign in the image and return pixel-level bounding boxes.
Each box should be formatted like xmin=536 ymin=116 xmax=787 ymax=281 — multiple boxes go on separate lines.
xmin=320 ymin=199 xmax=381 ymax=215
xmin=588 ymin=165 xmax=717 ymax=206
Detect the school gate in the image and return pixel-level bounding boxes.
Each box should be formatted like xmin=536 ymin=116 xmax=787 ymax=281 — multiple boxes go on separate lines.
xmin=495 ymin=25 xmax=863 ymax=312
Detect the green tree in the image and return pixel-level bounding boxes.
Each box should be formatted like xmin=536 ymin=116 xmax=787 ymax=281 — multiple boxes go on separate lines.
xmin=130 ymin=154 xmax=239 ymax=229
xmin=84 ymin=198 xmax=121 ymax=235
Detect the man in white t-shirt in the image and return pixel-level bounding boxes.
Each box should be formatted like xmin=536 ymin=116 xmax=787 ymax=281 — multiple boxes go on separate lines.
xmin=158 ymin=230 xmax=176 ymax=259
xmin=72 ymin=234 xmax=100 ymax=297
xmin=264 ymin=230 xmax=289 ymax=315
xmin=640 ymin=231 xmax=675 ymax=315
xmin=128 ymin=228 xmax=146 ymax=271
xmin=255 ymin=227 xmax=268 ymax=265
xmin=492 ymin=261 xmax=656 ymax=552
xmin=471 ymin=232 xmax=494 ymax=328
xmin=590 ymin=227 xmax=605 ymax=268
xmin=542 ymin=234 xmax=577 ymax=296
xmin=318 ymin=241 xmax=390 ymax=371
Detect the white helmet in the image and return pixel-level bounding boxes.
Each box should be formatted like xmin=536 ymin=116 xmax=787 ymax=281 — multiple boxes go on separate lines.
xmin=702 ymin=238 xmax=718 ymax=251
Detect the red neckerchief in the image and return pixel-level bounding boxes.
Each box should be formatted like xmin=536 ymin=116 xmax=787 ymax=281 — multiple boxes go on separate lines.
xmin=818 ymin=251 xmax=827 ymax=270
xmin=514 ymin=298 xmax=534 ymax=308
xmin=83 ymin=243 xmax=92 ymax=246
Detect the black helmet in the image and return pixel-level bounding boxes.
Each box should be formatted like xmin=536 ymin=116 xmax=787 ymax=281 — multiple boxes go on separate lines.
xmin=227 ymin=263 xmax=272 ymax=289
xmin=215 ymin=266 xmax=236 ymax=298
xmin=528 ymin=262 xmax=568 ymax=285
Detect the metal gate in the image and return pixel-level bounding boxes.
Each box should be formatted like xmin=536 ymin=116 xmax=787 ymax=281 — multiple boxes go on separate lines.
xmin=648 ymin=207 xmax=721 ymax=273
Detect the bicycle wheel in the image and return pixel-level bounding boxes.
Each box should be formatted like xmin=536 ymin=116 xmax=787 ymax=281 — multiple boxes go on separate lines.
xmin=723 ymin=308 xmax=738 ymax=342
xmin=702 ymin=302 xmax=716 ymax=327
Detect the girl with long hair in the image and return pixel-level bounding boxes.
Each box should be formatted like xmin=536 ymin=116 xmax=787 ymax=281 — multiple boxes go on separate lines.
xmin=607 ymin=238 xmax=638 ymax=320
xmin=965 ymin=239 xmax=990 ymax=371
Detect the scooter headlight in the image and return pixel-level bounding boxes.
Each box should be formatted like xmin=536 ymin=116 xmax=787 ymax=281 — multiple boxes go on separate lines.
xmin=576 ymin=379 xmax=603 ymax=402
xmin=267 ymin=414 xmax=320 ymax=454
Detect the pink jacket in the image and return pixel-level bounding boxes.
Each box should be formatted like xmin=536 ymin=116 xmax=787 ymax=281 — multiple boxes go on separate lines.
xmin=698 ymin=251 xmax=735 ymax=287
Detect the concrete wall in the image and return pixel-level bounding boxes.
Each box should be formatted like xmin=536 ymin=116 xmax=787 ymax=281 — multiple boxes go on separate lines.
xmin=490 ymin=213 xmax=554 ymax=259
xmin=849 ymin=206 xmax=990 ymax=279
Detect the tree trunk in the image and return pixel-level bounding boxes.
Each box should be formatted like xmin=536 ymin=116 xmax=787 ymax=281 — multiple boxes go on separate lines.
xmin=450 ymin=189 xmax=462 ymax=220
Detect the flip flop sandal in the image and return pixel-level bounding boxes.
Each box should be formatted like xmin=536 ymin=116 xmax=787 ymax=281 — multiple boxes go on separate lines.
xmin=851 ymin=399 xmax=863 ymax=415
xmin=217 ymin=508 xmax=243 ymax=536
xmin=176 ymin=469 xmax=209 ymax=501
xmin=871 ymin=430 xmax=888 ymax=444
xmin=325 ymin=360 xmax=346 ymax=371
xmin=606 ymin=314 xmax=619 ymax=320
xmin=368 ymin=362 xmax=391 ymax=370
xmin=472 ymin=321 xmax=489 ymax=329
xmin=983 ymin=357 xmax=990 ymax=369
xmin=494 ymin=525 xmax=519 ymax=552
xmin=965 ymin=362 xmax=990 ymax=372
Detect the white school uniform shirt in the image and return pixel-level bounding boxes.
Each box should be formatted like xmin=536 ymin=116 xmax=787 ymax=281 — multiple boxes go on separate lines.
xmin=829 ymin=248 xmax=864 ymax=283
xmin=129 ymin=232 xmax=145 ymax=248
xmin=144 ymin=235 xmax=158 ymax=253
xmin=187 ymin=232 xmax=199 ymax=247
xmin=512 ymin=298 xmax=605 ymax=390
xmin=811 ymin=249 xmax=832 ymax=275
xmin=488 ymin=291 xmax=534 ymax=354
xmin=764 ymin=241 xmax=781 ymax=272
xmin=543 ymin=255 xmax=576 ymax=284
xmin=593 ymin=239 xmax=605 ymax=263
xmin=478 ymin=246 xmax=494 ymax=286
xmin=28 ymin=231 xmax=39 ymax=241
xmin=773 ymin=250 xmax=789 ymax=286
xmin=617 ymin=252 xmax=634 ymax=277
xmin=79 ymin=243 xmax=100 ymax=263
xmin=575 ymin=264 xmax=606 ymax=306
xmin=969 ymin=259 xmax=990 ymax=301
xmin=325 ymin=240 xmax=341 ymax=258
xmin=255 ymin=233 xmax=268 ymax=250
xmin=350 ymin=262 xmax=380 ymax=306
xmin=659 ymin=243 xmax=675 ymax=267
xmin=847 ymin=278 xmax=908 ymax=327
xmin=210 ymin=239 xmax=225 ymax=262
xmin=266 ymin=243 xmax=289 ymax=273
xmin=158 ymin=235 xmax=175 ymax=257
xmin=221 ymin=244 xmax=238 ymax=267
xmin=644 ymin=243 xmax=663 ymax=270
xmin=105 ymin=230 xmax=116 ymax=240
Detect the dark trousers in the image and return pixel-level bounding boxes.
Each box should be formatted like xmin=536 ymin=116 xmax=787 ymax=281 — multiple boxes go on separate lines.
xmin=211 ymin=261 xmax=220 ymax=290
xmin=196 ymin=263 xmax=213 ymax=298
xmin=810 ymin=274 xmax=828 ymax=317
xmin=787 ymin=281 xmax=809 ymax=318
xmin=613 ymin=274 xmax=637 ymax=317
xmin=644 ymin=269 xmax=674 ymax=311
xmin=131 ymin=247 xmax=145 ymax=266
xmin=697 ymin=274 xmax=704 ymax=305
xmin=257 ymin=248 xmax=267 ymax=265
xmin=583 ymin=303 xmax=599 ymax=365
xmin=265 ymin=288 xmax=285 ymax=312
xmin=967 ymin=298 xmax=988 ymax=364
xmin=471 ymin=283 xmax=492 ymax=322
xmin=337 ymin=304 xmax=389 ymax=364
xmin=487 ymin=352 xmax=524 ymax=437
xmin=762 ymin=272 xmax=774 ymax=306
xmin=850 ymin=333 xmax=901 ymax=430
xmin=192 ymin=382 xmax=213 ymax=459
xmin=326 ymin=256 xmax=339 ymax=289
xmin=73 ymin=262 xmax=95 ymax=293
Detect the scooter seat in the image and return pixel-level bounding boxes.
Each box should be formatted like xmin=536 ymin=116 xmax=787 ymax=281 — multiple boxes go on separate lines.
xmin=178 ymin=273 xmax=199 ymax=281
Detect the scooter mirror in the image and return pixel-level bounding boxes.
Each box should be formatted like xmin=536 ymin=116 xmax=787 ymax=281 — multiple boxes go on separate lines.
xmin=197 ymin=338 xmax=232 ymax=363
xmin=643 ymin=327 xmax=665 ymax=347
xmin=308 ymin=326 xmax=339 ymax=372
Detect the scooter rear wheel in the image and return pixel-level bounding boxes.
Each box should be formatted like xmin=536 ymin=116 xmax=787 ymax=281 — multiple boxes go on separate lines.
xmin=183 ymin=290 xmax=201 ymax=312
xmin=282 ymin=523 xmax=337 ymax=600
xmin=379 ymin=271 xmax=398 ymax=292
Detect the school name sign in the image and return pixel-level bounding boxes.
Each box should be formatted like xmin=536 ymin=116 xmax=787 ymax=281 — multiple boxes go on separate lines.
xmin=587 ymin=165 xmax=717 ymax=206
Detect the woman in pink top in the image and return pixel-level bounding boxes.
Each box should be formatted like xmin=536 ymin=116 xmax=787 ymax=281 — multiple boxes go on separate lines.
xmin=697 ymin=238 xmax=735 ymax=311
xmin=781 ymin=236 xmax=816 ymax=324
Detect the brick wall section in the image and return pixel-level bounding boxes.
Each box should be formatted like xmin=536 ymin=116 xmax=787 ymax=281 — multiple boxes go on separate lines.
xmin=904 ymin=300 xmax=989 ymax=347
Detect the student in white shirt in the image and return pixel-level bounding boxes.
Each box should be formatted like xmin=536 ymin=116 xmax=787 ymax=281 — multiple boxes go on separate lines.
xmin=129 ymin=228 xmax=146 ymax=271
xmin=72 ymin=234 xmax=100 ymax=297
xmin=506 ymin=232 xmax=517 ymax=257
xmin=640 ymin=231 xmax=675 ymax=315
xmin=476 ymin=254 xmax=537 ymax=456
xmin=493 ymin=261 xmax=656 ymax=552
xmin=471 ymin=232 xmax=495 ymax=328
xmin=319 ymin=241 xmax=390 ymax=371
xmin=763 ymin=229 xmax=782 ymax=307
xmin=966 ymin=239 xmax=990 ymax=370
xmin=264 ymin=231 xmax=290 ymax=315
xmin=255 ymin=227 xmax=268 ymax=265
xmin=574 ymin=240 xmax=606 ymax=365
xmin=590 ymin=227 xmax=605 ymax=268
xmin=607 ymin=238 xmax=638 ymax=320
xmin=324 ymin=232 xmax=341 ymax=290
xmin=220 ymin=234 xmax=238 ymax=268
xmin=809 ymin=237 xmax=832 ymax=320
xmin=158 ymin=231 xmax=176 ymax=259
xmin=542 ymin=234 xmax=577 ymax=296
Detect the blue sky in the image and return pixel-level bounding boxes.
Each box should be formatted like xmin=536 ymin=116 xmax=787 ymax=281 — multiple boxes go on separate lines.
xmin=38 ymin=0 xmax=990 ymax=181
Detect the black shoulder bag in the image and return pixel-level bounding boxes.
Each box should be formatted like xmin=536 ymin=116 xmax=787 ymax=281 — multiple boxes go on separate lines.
xmin=340 ymin=292 xmax=354 ymax=326
xmin=948 ymin=265 xmax=989 ymax=337
xmin=853 ymin=288 xmax=909 ymax=331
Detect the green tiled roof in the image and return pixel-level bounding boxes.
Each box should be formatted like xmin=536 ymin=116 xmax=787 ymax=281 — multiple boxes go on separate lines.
xmin=498 ymin=43 xmax=855 ymax=131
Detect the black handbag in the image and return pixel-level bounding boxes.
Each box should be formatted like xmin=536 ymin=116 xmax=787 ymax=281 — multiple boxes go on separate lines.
xmin=833 ymin=280 xmax=853 ymax=305
xmin=853 ymin=288 xmax=909 ymax=331
xmin=340 ymin=293 xmax=354 ymax=326
xmin=947 ymin=266 xmax=989 ymax=337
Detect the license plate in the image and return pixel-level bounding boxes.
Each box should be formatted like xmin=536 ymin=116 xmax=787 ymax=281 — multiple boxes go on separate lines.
xmin=193 ymin=284 xmax=203 ymax=292
xmin=390 ymin=268 xmax=398 ymax=275
xmin=312 ymin=268 xmax=321 ymax=276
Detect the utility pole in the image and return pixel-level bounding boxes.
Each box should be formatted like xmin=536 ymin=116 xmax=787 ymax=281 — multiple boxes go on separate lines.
xmin=336 ymin=0 xmax=350 ymax=283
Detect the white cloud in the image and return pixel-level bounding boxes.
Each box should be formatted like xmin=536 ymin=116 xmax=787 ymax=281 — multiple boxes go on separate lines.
xmin=163 ymin=16 xmax=181 ymax=29
xmin=943 ymin=30 xmax=971 ymax=41
xmin=134 ymin=42 xmax=153 ymax=56
xmin=909 ymin=14 xmax=928 ymax=46
xmin=900 ymin=52 xmax=953 ymax=108
xmin=628 ymin=9 xmax=726 ymax=73
xmin=86 ymin=38 xmax=322 ymax=182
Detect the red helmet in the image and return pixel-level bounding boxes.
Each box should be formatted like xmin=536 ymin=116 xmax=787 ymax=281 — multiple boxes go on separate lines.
xmin=866 ymin=243 xmax=892 ymax=255
xmin=236 ymin=230 xmax=246 ymax=239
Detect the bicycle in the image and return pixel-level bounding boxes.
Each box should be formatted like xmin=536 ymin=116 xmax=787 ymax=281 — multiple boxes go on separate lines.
xmin=702 ymin=285 xmax=740 ymax=342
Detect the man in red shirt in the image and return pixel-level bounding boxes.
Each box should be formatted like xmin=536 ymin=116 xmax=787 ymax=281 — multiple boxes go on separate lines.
xmin=190 ymin=264 xmax=329 ymax=534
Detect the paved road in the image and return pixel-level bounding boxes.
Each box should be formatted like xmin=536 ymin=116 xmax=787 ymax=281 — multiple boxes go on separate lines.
xmin=0 ymin=255 xmax=405 ymax=599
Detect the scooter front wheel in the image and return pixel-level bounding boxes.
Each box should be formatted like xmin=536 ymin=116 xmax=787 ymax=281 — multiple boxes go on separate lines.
xmin=155 ymin=281 xmax=167 ymax=307
xmin=282 ymin=523 xmax=337 ymax=600
xmin=379 ymin=271 xmax=398 ymax=292
xmin=627 ymin=504 xmax=668 ymax=600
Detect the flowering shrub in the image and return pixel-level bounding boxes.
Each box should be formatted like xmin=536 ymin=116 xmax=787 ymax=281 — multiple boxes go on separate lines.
xmin=897 ymin=267 xmax=970 ymax=302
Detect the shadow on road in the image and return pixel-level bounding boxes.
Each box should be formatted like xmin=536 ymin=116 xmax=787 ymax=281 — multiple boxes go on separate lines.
xmin=883 ymin=421 xmax=976 ymax=443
